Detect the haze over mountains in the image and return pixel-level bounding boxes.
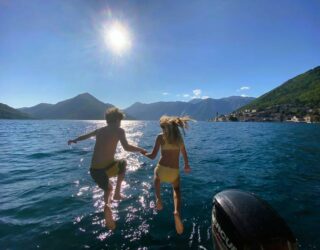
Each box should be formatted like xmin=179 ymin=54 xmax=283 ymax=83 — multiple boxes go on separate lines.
xmin=2 ymin=93 xmax=253 ymax=120
xmin=125 ymin=96 xmax=254 ymax=120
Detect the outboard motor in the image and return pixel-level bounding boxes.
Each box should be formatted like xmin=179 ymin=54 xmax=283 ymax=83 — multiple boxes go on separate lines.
xmin=212 ymin=190 xmax=297 ymax=250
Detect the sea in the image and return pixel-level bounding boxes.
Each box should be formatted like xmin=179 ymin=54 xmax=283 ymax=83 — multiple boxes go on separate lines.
xmin=0 ymin=120 xmax=319 ymax=250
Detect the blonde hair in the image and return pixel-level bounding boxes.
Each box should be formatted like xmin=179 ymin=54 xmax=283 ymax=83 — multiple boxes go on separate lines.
xmin=159 ymin=115 xmax=193 ymax=144
xmin=105 ymin=107 xmax=124 ymax=124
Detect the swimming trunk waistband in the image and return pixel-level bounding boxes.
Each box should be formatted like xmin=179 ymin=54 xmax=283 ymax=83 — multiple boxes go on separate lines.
xmin=104 ymin=160 xmax=126 ymax=178
xmin=90 ymin=160 xmax=126 ymax=191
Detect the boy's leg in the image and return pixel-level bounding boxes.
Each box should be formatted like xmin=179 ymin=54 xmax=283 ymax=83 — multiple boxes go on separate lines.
xmin=104 ymin=183 xmax=116 ymax=230
xmin=90 ymin=168 xmax=115 ymax=230
xmin=172 ymin=178 xmax=183 ymax=234
xmin=154 ymin=172 xmax=163 ymax=210
xmin=104 ymin=182 xmax=113 ymax=205
xmin=113 ymin=160 xmax=127 ymax=200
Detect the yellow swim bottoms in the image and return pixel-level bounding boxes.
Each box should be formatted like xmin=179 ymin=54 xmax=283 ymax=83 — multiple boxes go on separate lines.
xmin=155 ymin=164 xmax=179 ymax=183
xmin=105 ymin=159 xmax=126 ymax=178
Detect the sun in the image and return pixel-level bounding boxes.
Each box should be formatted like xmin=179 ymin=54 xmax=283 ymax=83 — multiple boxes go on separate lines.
xmin=104 ymin=22 xmax=131 ymax=54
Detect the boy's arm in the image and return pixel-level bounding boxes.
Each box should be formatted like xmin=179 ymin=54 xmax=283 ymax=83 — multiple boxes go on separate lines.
xmin=144 ymin=135 xmax=161 ymax=160
xmin=119 ymin=129 xmax=147 ymax=154
xmin=181 ymin=143 xmax=191 ymax=173
xmin=68 ymin=129 xmax=98 ymax=145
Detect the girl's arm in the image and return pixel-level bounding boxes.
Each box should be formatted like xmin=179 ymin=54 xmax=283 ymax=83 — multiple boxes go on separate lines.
xmin=145 ymin=135 xmax=162 ymax=159
xmin=68 ymin=129 xmax=98 ymax=145
xmin=181 ymin=143 xmax=191 ymax=173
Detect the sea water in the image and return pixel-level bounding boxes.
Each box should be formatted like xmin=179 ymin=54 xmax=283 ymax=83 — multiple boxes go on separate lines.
xmin=0 ymin=120 xmax=319 ymax=249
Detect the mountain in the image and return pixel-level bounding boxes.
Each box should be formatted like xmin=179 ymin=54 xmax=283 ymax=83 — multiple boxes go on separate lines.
xmin=20 ymin=93 xmax=114 ymax=120
xmin=188 ymin=98 xmax=203 ymax=104
xmin=20 ymin=103 xmax=53 ymax=116
xmin=241 ymin=66 xmax=320 ymax=111
xmin=0 ymin=103 xmax=31 ymax=119
xmin=16 ymin=93 xmax=254 ymax=120
xmin=125 ymin=96 xmax=255 ymax=120
xmin=125 ymin=101 xmax=194 ymax=120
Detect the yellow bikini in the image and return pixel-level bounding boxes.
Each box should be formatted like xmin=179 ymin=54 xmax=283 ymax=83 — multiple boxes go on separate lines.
xmin=155 ymin=164 xmax=179 ymax=183
xmin=155 ymin=138 xmax=182 ymax=183
xmin=161 ymin=141 xmax=181 ymax=150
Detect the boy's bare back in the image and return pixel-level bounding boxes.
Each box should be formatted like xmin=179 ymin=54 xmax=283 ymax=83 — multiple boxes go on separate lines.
xmin=91 ymin=126 xmax=127 ymax=169
xmin=68 ymin=107 xmax=146 ymax=169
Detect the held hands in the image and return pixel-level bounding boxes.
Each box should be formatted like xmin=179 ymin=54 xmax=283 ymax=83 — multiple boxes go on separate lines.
xmin=140 ymin=150 xmax=153 ymax=159
xmin=184 ymin=164 xmax=191 ymax=174
xmin=140 ymin=149 xmax=147 ymax=155
xmin=144 ymin=153 xmax=153 ymax=159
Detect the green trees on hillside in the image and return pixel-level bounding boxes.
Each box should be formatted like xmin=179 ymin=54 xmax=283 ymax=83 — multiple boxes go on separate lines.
xmin=242 ymin=66 xmax=320 ymax=110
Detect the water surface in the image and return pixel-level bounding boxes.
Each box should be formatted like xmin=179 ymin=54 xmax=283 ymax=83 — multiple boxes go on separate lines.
xmin=0 ymin=120 xmax=319 ymax=249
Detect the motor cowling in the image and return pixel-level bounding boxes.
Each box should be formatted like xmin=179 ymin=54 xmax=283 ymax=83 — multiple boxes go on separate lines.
xmin=212 ymin=190 xmax=297 ymax=250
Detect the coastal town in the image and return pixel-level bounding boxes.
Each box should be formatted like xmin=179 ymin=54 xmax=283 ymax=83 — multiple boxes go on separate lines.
xmin=211 ymin=105 xmax=320 ymax=123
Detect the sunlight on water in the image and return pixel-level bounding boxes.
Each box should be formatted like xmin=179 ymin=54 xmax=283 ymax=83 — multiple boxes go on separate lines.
xmin=92 ymin=215 xmax=104 ymax=226
xmin=116 ymin=149 xmax=143 ymax=172
xmin=139 ymin=196 xmax=146 ymax=208
xmin=97 ymin=231 xmax=112 ymax=241
xmin=74 ymin=216 xmax=83 ymax=223
xmin=77 ymin=186 xmax=90 ymax=196
xmin=0 ymin=120 xmax=319 ymax=249
xmin=92 ymin=187 xmax=103 ymax=200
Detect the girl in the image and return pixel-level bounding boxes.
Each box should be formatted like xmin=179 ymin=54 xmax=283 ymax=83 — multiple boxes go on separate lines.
xmin=144 ymin=115 xmax=192 ymax=234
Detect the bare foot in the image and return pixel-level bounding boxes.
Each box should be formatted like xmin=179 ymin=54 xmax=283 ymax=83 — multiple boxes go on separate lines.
xmin=104 ymin=205 xmax=116 ymax=230
xmin=155 ymin=199 xmax=163 ymax=210
xmin=113 ymin=193 xmax=126 ymax=200
xmin=174 ymin=212 xmax=184 ymax=235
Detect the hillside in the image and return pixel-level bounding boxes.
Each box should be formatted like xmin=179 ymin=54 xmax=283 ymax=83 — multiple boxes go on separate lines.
xmin=0 ymin=103 xmax=31 ymax=119
xmin=242 ymin=66 xmax=320 ymax=110
xmin=20 ymin=93 xmax=114 ymax=120
xmin=125 ymin=96 xmax=254 ymax=120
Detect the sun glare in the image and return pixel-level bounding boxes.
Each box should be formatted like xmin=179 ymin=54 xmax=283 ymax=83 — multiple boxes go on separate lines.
xmin=104 ymin=22 xmax=131 ymax=55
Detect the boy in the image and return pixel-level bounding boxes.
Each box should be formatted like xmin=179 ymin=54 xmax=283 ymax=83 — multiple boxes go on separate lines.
xmin=68 ymin=108 xmax=146 ymax=230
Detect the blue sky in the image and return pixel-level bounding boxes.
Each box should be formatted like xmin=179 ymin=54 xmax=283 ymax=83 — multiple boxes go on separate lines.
xmin=1 ymin=0 xmax=320 ymax=109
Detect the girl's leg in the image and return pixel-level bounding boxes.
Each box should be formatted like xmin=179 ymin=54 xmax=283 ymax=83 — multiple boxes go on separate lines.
xmin=154 ymin=173 xmax=163 ymax=210
xmin=114 ymin=161 xmax=127 ymax=200
xmin=172 ymin=178 xmax=183 ymax=234
xmin=104 ymin=183 xmax=116 ymax=230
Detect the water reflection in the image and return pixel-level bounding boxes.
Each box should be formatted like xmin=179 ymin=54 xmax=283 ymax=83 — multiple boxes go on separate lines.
xmin=97 ymin=231 xmax=112 ymax=241
xmin=3 ymin=120 xmax=317 ymax=248
xmin=77 ymin=186 xmax=89 ymax=196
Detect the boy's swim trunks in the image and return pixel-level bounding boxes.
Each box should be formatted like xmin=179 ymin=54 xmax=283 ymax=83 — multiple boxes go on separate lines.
xmin=90 ymin=160 xmax=126 ymax=190
xmin=105 ymin=159 xmax=126 ymax=178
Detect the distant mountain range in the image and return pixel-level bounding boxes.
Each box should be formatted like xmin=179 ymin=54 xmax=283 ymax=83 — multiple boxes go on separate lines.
xmin=0 ymin=94 xmax=254 ymax=120
xmin=241 ymin=66 xmax=320 ymax=111
xmin=5 ymin=93 xmax=253 ymax=120
xmin=124 ymin=96 xmax=255 ymax=120
xmin=0 ymin=103 xmax=31 ymax=119
xmin=19 ymin=93 xmax=114 ymax=120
